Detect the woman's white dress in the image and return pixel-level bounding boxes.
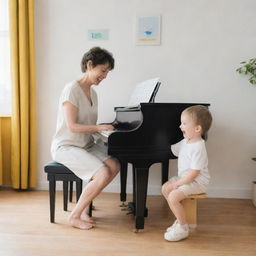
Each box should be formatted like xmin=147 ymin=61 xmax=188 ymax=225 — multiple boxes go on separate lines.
xmin=51 ymin=81 xmax=109 ymax=183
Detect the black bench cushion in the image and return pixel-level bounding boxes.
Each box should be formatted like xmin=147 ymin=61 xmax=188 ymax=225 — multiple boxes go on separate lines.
xmin=44 ymin=161 xmax=73 ymax=174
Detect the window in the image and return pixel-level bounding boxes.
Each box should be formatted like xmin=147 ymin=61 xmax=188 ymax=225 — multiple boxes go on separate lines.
xmin=0 ymin=0 xmax=11 ymax=115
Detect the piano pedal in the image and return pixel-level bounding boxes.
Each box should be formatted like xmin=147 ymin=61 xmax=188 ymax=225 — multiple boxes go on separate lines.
xmin=121 ymin=207 xmax=129 ymax=211
xmin=119 ymin=202 xmax=127 ymax=207
xmin=126 ymin=211 xmax=133 ymax=215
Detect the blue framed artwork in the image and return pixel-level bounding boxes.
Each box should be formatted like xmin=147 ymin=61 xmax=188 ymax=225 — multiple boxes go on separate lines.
xmin=136 ymin=15 xmax=161 ymax=45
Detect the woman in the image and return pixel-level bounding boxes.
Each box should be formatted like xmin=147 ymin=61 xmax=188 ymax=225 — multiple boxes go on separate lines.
xmin=51 ymin=47 xmax=120 ymax=230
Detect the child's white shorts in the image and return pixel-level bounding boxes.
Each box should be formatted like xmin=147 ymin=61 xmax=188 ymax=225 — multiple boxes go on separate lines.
xmin=170 ymin=176 xmax=207 ymax=196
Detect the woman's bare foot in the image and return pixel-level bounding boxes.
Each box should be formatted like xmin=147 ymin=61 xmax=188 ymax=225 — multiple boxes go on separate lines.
xmin=68 ymin=216 xmax=93 ymax=230
xmin=80 ymin=212 xmax=95 ymax=223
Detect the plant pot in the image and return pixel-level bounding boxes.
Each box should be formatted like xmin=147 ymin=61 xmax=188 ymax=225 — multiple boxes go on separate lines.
xmin=253 ymin=181 xmax=256 ymax=207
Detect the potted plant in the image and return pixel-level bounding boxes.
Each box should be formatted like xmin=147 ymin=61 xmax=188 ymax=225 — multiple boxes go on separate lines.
xmin=253 ymin=158 xmax=256 ymax=207
xmin=236 ymin=59 xmax=256 ymax=206
xmin=236 ymin=58 xmax=256 ymax=85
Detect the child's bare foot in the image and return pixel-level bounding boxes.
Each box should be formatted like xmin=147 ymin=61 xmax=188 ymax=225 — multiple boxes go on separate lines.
xmin=80 ymin=213 xmax=95 ymax=223
xmin=68 ymin=216 xmax=93 ymax=230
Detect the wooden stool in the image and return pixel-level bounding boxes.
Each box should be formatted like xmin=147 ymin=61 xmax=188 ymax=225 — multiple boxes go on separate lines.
xmin=181 ymin=193 xmax=207 ymax=228
xmin=44 ymin=161 xmax=92 ymax=223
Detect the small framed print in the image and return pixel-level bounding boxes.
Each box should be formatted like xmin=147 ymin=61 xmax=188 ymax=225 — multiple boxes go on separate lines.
xmin=88 ymin=29 xmax=109 ymax=40
xmin=136 ymin=15 xmax=161 ymax=46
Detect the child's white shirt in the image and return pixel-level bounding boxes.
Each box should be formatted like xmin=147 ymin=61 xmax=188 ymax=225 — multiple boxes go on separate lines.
xmin=171 ymin=138 xmax=210 ymax=185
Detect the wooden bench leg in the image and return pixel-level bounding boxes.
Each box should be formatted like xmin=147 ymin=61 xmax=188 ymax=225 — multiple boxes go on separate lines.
xmin=63 ymin=181 xmax=68 ymax=211
xmin=76 ymin=180 xmax=83 ymax=202
xmin=182 ymin=198 xmax=197 ymax=228
xmin=88 ymin=202 xmax=93 ymax=217
xmin=69 ymin=181 xmax=73 ymax=202
xmin=49 ymin=179 xmax=56 ymax=223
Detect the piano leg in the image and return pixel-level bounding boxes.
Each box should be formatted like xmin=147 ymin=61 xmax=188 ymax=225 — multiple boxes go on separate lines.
xmin=134 ymin=167 xmax=149 ymax=230
xmin=127 ymin=165 xmax=136 ymax=214
xmin=161 ymin=160 xmax=169 ymax=185
xmin=120 ymin=160 xmax=128 ymax=205
xmin=132 ymin=165 xmax=136 ymax=206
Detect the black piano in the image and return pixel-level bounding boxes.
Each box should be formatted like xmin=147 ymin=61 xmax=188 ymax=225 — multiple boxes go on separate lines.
xmin=95 ymin=102 xmax=210 ymax=231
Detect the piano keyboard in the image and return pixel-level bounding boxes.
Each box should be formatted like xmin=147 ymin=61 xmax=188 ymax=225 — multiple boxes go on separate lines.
xmin=100 ymin=130 xmax=114 ymax=137
xmin=94 ymin=130 xmax=114 ymax=144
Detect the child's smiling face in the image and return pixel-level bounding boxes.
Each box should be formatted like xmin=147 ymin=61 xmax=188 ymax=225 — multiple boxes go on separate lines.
xmin=180 ymin=113 xmax=202 ymax=142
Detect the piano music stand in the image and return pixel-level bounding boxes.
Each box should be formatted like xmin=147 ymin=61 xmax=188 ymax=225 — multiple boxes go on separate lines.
xmin=149 ymin=82 xmax=161 ymax=103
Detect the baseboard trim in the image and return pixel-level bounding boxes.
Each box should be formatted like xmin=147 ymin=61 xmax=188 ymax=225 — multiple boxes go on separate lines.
xmin=37 ymin=181 xmax=252 ymax=199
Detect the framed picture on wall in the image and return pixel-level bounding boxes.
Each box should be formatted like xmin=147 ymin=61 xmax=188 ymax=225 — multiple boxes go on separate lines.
xmin=88 ymin=29 xmax=109 ymax=40
xmin=136 ymin=15 xmax=161 ymax=45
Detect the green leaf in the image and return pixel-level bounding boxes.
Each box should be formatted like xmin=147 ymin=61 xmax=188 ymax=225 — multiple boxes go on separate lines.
xmin=236 ymin=58 xmax=256 ymax=85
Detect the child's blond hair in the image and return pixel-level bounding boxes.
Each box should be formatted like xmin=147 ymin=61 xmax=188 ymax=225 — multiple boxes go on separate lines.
xmin=182 ymin=105 xmax=212 ymax=136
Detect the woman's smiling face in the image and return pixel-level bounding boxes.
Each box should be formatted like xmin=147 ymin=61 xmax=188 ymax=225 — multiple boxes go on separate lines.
xmin=88 ymin=62 xmax=110 ymax=85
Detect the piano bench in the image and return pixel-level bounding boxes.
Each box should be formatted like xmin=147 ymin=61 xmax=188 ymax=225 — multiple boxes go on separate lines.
xmin=44 ymin=161 xmax=92 ymax=223
xmin=181 ymin=193 xmax=207 ymax=228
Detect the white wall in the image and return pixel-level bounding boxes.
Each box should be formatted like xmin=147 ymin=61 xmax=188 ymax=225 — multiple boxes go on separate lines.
xmin=35 ymin=0 xmax=256 ymax=199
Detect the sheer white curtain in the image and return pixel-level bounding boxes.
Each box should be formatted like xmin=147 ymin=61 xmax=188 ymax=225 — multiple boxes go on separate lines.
xmin=0 ymin=0 xmax=11 ymax=115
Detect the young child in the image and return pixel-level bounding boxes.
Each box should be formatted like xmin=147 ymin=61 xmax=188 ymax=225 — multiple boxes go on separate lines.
xmin=162 ymin=105 xmax=212 ymax=242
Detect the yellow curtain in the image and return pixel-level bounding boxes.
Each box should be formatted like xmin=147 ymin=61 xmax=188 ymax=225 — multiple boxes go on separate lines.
xmin=0 ymin=117 xmax=12 ymax=185
xmin=0 ymin=119 xmax=2 ymax=184
xmin=9 ymin=0 xmax=37 ymax=189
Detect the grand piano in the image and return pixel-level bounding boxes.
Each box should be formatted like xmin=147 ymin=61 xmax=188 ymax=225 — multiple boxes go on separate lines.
xmin=95 ymin=101 xmax=210 ymax=231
